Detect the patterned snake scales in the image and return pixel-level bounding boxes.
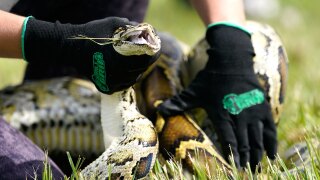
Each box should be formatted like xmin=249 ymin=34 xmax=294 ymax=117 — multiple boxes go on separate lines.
xmin=0 ymin=21 xmax=288 ymax=179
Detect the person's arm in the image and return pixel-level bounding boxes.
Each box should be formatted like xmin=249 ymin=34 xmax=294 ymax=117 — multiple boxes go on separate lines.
xmin=0 ymin=11 xmax=160 ymax=94
xmin=0 ymin=10 xmax=24 ymax=58
xmin=190 ymin=0 xmax=246 ymax=26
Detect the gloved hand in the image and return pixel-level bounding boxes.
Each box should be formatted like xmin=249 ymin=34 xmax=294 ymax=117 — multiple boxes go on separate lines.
xmin=22 ymin=17 xmax=159 ymax=94
xmin=157 ymin=24 xmax=277 ymax=170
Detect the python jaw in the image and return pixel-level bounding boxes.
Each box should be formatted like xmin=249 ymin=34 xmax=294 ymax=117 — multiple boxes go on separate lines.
xmin=70 ymin=23 xmax=161 ymax=56
xmin=113 ymin=23 xmax=161 ymax=56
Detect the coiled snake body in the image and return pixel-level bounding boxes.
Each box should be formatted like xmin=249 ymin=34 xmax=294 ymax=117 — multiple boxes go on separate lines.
xmin=0 ymin=21 xmax=288 ymax=179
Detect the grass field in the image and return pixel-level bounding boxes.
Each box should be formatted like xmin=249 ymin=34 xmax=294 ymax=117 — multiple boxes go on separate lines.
xmin=1 ymin=0 xmax=320 ymax=178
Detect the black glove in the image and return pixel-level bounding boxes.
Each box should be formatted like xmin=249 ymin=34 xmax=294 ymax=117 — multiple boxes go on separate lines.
xmin=22 ymin=17 xmax=159 ymax=94
xmin=157 ymin=24 xmax=277 ymax=170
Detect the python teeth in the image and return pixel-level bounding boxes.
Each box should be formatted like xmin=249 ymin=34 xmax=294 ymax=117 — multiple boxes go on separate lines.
xmin=125 ymin=30 xmax=149 ymax=44
xmin=113 ymin=23 xmax=161 ymax=56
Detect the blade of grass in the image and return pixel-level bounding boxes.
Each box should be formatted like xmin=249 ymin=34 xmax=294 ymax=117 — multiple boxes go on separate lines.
xmin=66 ymin=151 xmax=85 ymax=180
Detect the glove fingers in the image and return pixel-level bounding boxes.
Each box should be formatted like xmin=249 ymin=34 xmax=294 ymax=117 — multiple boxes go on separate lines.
xmin=233 ymin=119 xmax=250 ymax=168
xmin=263 ymin=108 xmax=277 ymax=160
xmin=248 ymin=121 xmax=264 ymax=171
xmin=84 ymin=17 xmax=132 ymax=39
xmin=157 ymin=89 xmax=201 ymax=117
xmin=157 ymin=72 xmax=207 ymax=117
xmin=214 ymin=115 xmax=240 ymax=167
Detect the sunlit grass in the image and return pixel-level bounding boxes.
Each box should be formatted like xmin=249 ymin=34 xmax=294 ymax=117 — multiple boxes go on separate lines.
xmin=148 ymin=129 xmax=320 ymax=180
xmin=145 ymin=0 xmax=204 ymax=46
xmin=0 ymin=58 xmax=25 ymax=89
xmin=40 ymin=129 xmax=320 ymax=180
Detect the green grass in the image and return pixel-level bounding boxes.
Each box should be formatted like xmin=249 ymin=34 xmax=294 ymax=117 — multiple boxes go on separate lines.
xmin=145 ymin=0 xmax=204 ymax=46
xmin=148 ymin=131 xmax=320 ymax=180
xmin=41 ymin=130 xmax=320 ymax=180
xmin=0 ymin=58 xmax=25 ymax=89
xmin=41 ymin=152 xmax=84 ymax=180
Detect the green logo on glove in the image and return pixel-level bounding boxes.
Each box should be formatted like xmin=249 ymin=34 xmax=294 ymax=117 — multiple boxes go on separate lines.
xmin=92 ymin=52 xmax=109 ymax=92
xmin=222 ymin=89 xmax=265 ymax=115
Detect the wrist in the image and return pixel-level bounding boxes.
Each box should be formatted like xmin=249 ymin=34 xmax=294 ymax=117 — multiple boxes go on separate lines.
xmin=205 ymin=24 xmax=255 ymax=74
xmin=205 ymin=23 xmax=252 ymax=48
xmin=0 ymin=10 xmax=24 ymax=58
xmin=23 ymin=17 xmax=80 ymax=63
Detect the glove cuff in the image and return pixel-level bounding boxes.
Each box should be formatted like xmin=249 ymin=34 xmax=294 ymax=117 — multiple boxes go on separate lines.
xmin=21 ymin=16 xmax=32 ymax=61
xmin=207 ymin=22 xmax=251 ymax=35
xmin=23 ymin=17 xmax=80 ymax=63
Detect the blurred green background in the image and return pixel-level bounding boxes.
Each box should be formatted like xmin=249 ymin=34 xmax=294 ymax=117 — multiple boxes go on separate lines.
xmin=1 ymin=0 xmax=320 ymax=155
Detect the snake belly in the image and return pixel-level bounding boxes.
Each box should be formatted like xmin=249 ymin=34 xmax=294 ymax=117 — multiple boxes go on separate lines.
xmin=81 ymin=88 xmax=158 ymax=179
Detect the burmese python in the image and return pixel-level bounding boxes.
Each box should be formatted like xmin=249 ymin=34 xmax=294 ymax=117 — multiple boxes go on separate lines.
xmin=0 ymin=21 xmax=288 ymax=179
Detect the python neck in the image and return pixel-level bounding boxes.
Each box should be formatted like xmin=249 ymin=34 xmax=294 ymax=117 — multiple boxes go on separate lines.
xmin=100 ymin=91 xmax=123 ymax=148
xmin=100 ymin=87 xmax=139 ymax=148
